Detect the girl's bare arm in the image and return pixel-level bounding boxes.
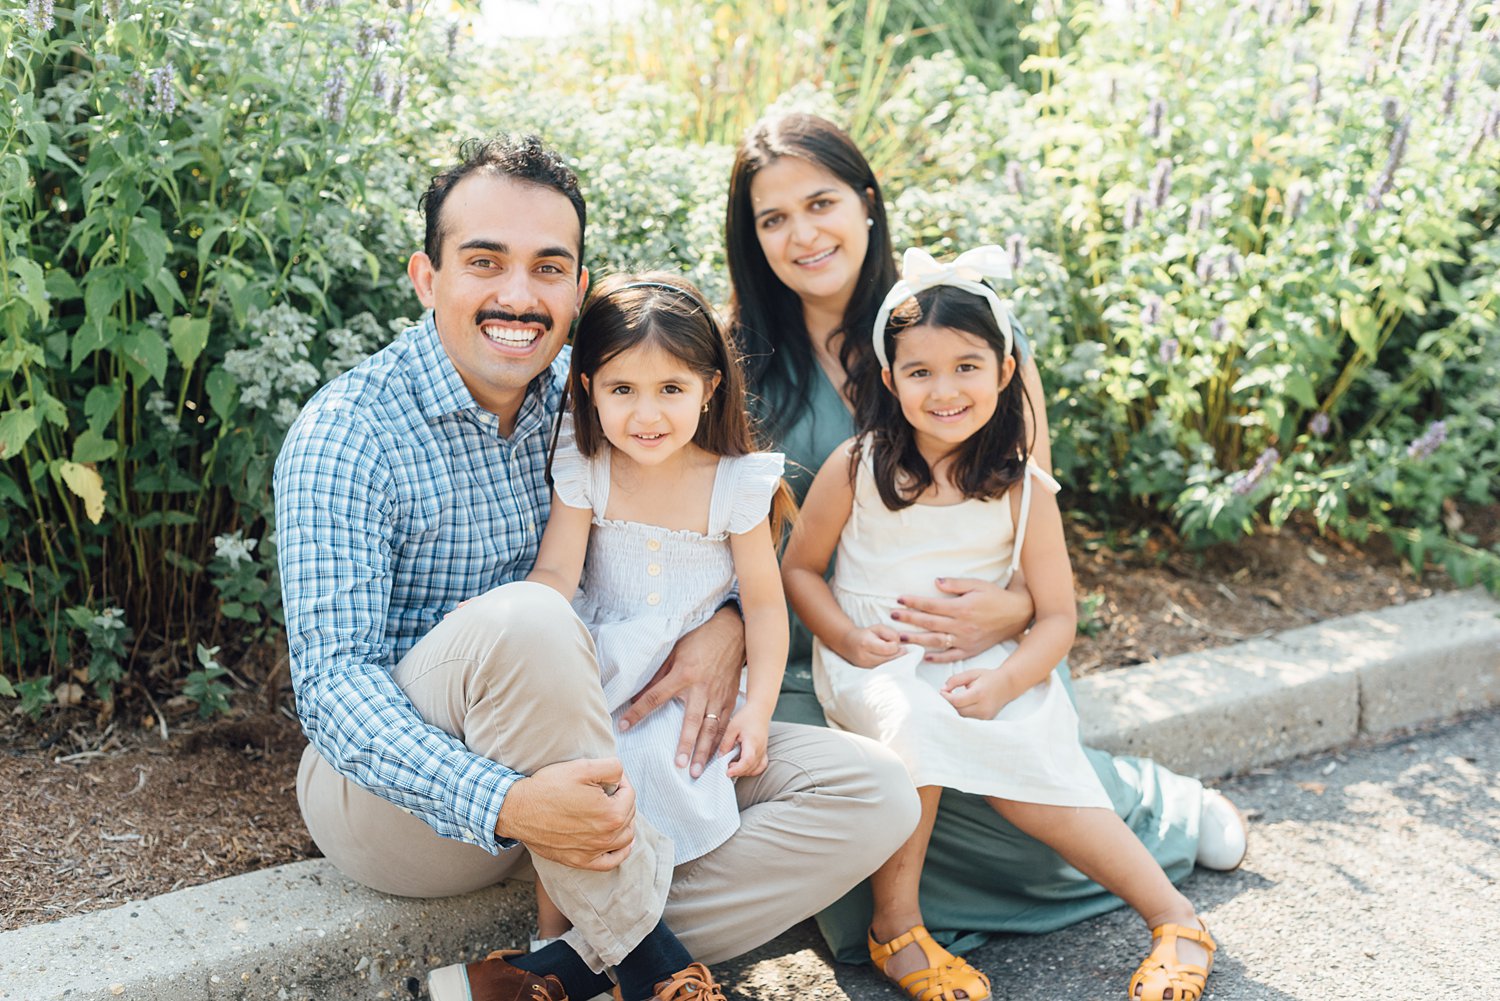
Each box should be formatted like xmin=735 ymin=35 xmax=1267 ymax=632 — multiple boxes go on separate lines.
xmin=781 ymin=442 xmax=878 ymax=663
xmin=728 ymin=517 xmax=788 ymax=719
xmin=525 ymin=493 xmax=592 ymax=599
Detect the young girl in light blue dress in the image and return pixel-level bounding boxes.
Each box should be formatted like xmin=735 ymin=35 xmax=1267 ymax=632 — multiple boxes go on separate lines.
xmin=783 ymin=247 xmax=1219 ymax=1001
xmin=526 ymin=272 xmax=792 ymax=957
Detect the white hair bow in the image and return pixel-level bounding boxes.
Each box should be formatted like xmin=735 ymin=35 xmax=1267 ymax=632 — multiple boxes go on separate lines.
xmin=872 ymin=245 xmax=1015 ymax=369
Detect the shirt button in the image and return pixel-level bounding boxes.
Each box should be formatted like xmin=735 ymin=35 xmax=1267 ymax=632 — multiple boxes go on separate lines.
xmin=647 ymin=593 xmax=661 ymax=606
xmin=647 ymin=563 xmax=662 ymax=576
xmin=647 ymin=539 xmax=661 ymax=551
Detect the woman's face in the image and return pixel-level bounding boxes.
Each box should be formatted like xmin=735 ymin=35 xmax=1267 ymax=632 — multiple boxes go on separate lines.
xmin=748 ymin=156 xmax=871 ymax=316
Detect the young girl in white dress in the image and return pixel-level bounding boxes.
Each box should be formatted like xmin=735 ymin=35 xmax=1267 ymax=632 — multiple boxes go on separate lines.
xmin=782 ymin=247 xmax=1218 ymax=1001
xmin=526 ymin=272 xmax=791 ymax=962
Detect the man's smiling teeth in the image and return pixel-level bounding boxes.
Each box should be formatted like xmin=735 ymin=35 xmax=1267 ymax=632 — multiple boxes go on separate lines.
xmin=481 ymin=325 xmax=538 ymax=346
xmin=795 ymin=248 xmax=836 ymax=265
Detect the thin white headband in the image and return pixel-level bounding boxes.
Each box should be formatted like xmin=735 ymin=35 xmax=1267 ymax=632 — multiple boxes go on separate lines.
xmin=872 ymin=246 xmax=1015 ymax=370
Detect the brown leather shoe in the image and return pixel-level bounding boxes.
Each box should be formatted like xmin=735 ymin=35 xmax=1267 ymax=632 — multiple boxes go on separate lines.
xmin=651 ymin=962 xmax=725 ymax=1001
xmin=427 ymin=949 xmax=569 ymax=1001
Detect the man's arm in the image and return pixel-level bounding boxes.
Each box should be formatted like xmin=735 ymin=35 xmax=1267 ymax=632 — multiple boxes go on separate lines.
xmin=274 ymin=405 xmax=522 ymax=853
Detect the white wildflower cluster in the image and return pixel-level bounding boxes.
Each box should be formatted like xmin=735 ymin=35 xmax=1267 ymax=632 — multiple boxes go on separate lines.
xmin=323 ymin=311 xmax=386 ymax=380
xmin=222 ymin=302 xmax=322 ymax=423
xmin=91 ymin=607 xmax=127 ymax=633
xmin=145 ymin=391 xmax=180 ymax=433
xmin=213 ymin=531 xmax=258 ymax=568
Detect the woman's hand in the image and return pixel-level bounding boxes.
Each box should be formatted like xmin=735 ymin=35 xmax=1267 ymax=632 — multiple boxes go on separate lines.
xmin=890 ymin=577 xmax=1035 ymax=663
xmin=940 ymin=667 xmax=1020 ymax=721
xmin=839 ymin=623 xmax=905 ymax=668
xmin=618 ymin=605 xmax=744 ymax=778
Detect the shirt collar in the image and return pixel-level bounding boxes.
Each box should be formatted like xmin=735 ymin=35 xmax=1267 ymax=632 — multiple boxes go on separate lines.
xmin=407 ymin=312 xmax=570 ymax=435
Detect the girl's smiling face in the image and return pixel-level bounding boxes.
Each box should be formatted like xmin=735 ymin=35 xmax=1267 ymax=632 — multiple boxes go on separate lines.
xmin=881 ymin=324 xmax=1017 ymax=457
xmin=582 ymin=341 xmax=720 ymax=468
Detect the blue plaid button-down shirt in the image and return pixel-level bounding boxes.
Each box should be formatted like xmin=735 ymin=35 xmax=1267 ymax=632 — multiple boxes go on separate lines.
xmin=274 ymin=312 xmax=567 ymax=854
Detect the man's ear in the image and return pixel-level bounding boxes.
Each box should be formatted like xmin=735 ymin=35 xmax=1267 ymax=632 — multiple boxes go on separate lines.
xmin=576 ymin=266 xmax=590 ymax=310
xmin=408 ymin=252 xmax=437 ymax=309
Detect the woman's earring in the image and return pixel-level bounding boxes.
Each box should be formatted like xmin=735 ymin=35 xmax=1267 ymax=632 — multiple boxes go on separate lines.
xmin=701 ymin=400 xmax=710 ymax=413
xmin=866 ymin=217 xmax=875 ymax=228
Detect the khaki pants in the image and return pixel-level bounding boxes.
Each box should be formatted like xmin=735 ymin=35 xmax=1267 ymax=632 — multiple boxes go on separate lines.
xmin=298 ymin=581 xmax=918 ymax=969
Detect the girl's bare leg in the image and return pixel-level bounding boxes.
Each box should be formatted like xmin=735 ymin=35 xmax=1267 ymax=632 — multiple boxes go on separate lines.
xmin=535 ymin=880 xmax=572 ymax=941
xmin=985 ymin=799 xmax=1209 ymax=977
xmin=869 ymin=787 xmax=964 ymax=990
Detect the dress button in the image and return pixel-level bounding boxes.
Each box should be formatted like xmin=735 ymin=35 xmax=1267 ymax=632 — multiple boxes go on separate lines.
xmin=647 ymin=563 xmax=662 ymax=576
xmin=647 ymin=538 xmax=661 ymax=551
xmin=647 ymin=592 xmax=661 ymax=606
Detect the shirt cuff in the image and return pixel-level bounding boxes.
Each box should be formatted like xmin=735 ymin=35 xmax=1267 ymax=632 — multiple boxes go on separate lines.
xmin=449 ymin=754 xmax=525 ymax=854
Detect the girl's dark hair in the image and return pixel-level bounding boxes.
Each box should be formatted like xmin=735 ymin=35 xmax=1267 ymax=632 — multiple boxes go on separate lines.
xmin=725 ymin=113 xmax=898 ymax=435
xmin=860 ymin=285 xmax=1033 ymax=511
xmin=566 ymin=271 xmax=796 ymax=533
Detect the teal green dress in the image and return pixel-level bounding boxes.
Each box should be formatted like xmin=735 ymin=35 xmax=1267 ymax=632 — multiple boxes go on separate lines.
xmin=767 ymin=356 xmax=1203 ymax=964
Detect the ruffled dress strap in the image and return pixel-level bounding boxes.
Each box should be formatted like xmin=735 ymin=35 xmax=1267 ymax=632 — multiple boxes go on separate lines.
xmin=710 ymin=451 xmax=786 ymax=536
xmin=1008 ymin=462 xmax=1062 ymax=579
xmin=550 ymin=414 xmax=608 ymax=515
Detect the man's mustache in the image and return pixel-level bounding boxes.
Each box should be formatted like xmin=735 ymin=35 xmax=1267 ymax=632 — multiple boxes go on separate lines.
xmin=475 ymin=308 xmax=552 ymax=332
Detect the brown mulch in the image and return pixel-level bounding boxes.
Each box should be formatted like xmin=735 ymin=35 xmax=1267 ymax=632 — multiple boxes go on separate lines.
xmin=1 ymin=511 xmax=1490 ymax=932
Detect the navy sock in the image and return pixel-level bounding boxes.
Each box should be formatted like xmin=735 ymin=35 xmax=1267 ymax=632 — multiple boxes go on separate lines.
xmin=510 ymin=941 xmax=613 ymax=1000
xmin=613 ymin=919 xmax=693 ymax=1001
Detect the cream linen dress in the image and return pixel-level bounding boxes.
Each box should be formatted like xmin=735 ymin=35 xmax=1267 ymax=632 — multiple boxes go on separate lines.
xmin=552 ymin=422 xmax=785 ymax=864
xmin=813 ymin=442 xmax=1111 ymax=809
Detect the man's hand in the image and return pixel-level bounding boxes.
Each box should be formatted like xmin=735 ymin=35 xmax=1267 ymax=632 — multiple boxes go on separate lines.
xmin=618 ymin=605 xmax=744 ymax=778
xmin=890 ymin=577 xmax=1035 ymax=663
xmin=495 ymin=758 xmax=635 ymax=871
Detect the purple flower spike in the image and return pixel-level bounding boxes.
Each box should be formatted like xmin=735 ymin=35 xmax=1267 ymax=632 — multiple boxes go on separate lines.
xmin=1006 ymin=233 xmax=1027 ymax=272
xmin=1141 ymin=297 xmax=1163 ymax=327
xmin=23 ymin=0 xmax=55 ymax=32
xmin=1406 ymin=420 xmax=1447 ymax=460
xmin=1150 ymin=158 xmax=1173 ymax=210
xmin=1309 ymin=411 xmax=1331 ymax=437
xmin=1159 ymin=337 xmax=1179 ymax=363
xmin=1006 ymin=161 xmax=1027 ymax=197
xmin=1190 ymin=196 xmax=1213 ymax=233
xmin=1232 ymin=448 xmax=1280 ymax=495
xmin=1147 ymin=97 xmax=1167 ymax=138
xmin=1210 ymin=317 xmax=1229 ymax=342
xmin=323 ymin=66 xmax=347 ymax=124
xmin=149 ymin=62 xmax=177 ymax=116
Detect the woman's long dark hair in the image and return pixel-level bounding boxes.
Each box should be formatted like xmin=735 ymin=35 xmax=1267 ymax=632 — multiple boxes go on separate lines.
xmin=861 ymin=286 xmax=1032 ymax=511
xmin=565 ymin=271 xmax=796 ymax=534
xmin=725 ymin=113 xmax=898 ymax=435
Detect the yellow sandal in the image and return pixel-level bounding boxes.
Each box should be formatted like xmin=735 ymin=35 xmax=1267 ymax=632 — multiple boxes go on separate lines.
xmin=868 ymin=925 xmax=991 ymax=1001
xmin=1127 ymin=920 xmax=1216 ymax=1001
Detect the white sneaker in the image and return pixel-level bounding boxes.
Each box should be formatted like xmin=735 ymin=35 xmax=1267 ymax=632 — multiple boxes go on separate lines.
xmin=1196 ymin=789 xmax=1248 ymax=871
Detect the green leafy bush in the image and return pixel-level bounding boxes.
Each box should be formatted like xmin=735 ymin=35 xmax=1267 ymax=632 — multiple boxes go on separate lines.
xmin=469 ymin=0 xmax=1500 ymax=578
xmin=1 ymin=0 xmax=459 ymax=707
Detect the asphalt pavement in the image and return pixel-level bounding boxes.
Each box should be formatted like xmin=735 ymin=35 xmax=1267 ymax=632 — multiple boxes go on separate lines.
xmin=713 ymin=709 xmax=1500 ymax=1000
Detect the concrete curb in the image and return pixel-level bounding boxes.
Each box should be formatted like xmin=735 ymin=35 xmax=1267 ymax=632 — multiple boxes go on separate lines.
xmin=1074 ymin=587 xmax=1500 ymax=777
xmin=5 ymin=589 xmax=1497 ymax=1001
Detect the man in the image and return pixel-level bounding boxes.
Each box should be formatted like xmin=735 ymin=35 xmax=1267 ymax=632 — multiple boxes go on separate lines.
xmin=273 ymin=134 xmax=918 ymax=1001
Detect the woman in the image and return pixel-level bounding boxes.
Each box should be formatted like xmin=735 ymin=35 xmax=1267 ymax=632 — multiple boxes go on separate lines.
xmin=724 ymin=112 xmax=1247 ymax=969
